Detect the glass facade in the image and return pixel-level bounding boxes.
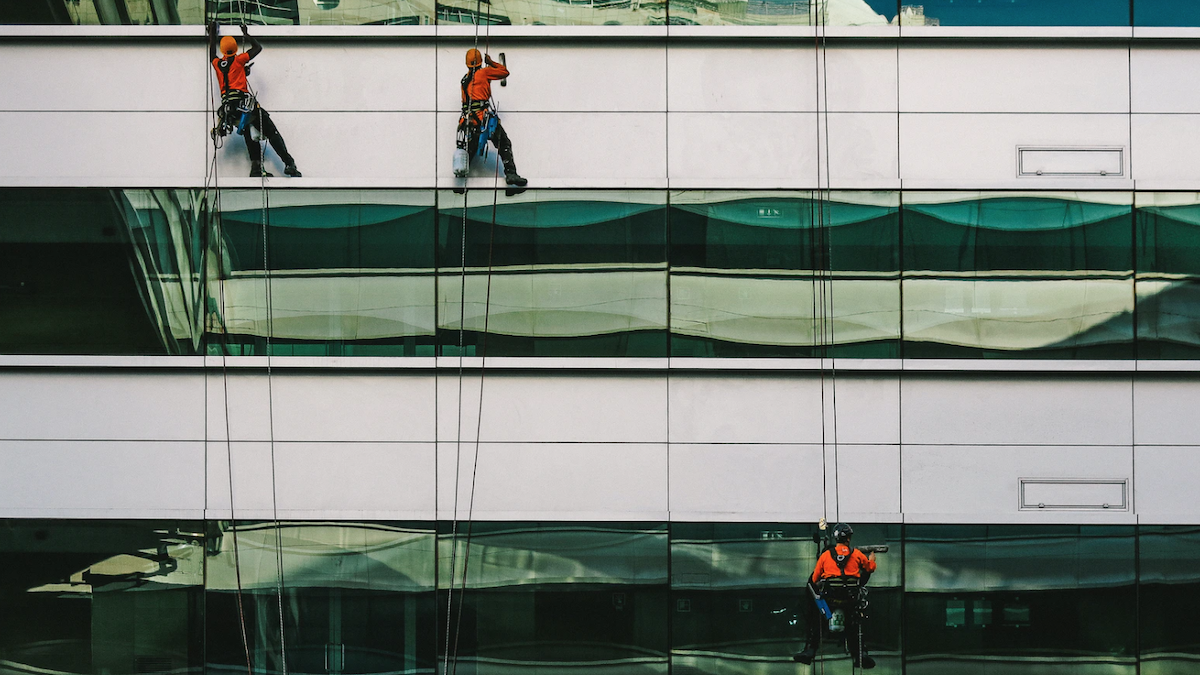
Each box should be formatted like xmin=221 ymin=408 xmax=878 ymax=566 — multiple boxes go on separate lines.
xmin=5 ymin=520 xmax=1191 ymax=674
xmin=17 ymin=188 xmax=1200 ymax=359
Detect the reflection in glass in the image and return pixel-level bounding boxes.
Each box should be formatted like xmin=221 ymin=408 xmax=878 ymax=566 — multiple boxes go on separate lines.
xmin=1138 ymin=526 xmax=1200 ymax=675
xmin=0 ymin=188 xmax=201 ymax=355
xmin=670 ymin=191 xmax=900 ymax=357
xmin=900 ymin=0 xmax=1129 ymax=27
xmin=902 ymin=192 xmax=1134 ymax=358
xmin=437 ymin=190 xmax=668 ymax=357
xmin=439 ymin=522 xmax=669 ymax=675
xmin=905 ymin=525 xmax=1137 ymax=675
xmin=207 ymin=190 xmax=437 ymax=356
xmin=1135 ymin=193 xmax=1200 ymax=358
xmin=0 ymin=520 xmax=205 ymax=675
xmin=205 ymin=521 xmax=437 ymax=675
xmin=1134 ymin=1 xmax=1200 ymax=27
xmin=667 ymin=0 xmax=897 ymax=27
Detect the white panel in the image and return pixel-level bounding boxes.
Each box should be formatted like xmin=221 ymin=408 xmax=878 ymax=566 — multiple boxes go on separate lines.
xmin=0 ymin=43 xmax=206 ymax=111
xmin=826 ymin=113 xmax=899 ymax=186
xmin=903 ymin=445 xmax=1133 ymax=517
xmin=0 ymin=371 xmax=204 ymax=441
xmin=439 ymin=44 xmax=666 ymax=112
xmin=206 ymin=371 xmax=275 ymax=442
xmin=669 ymin=374 xmax=822 ymax=444
xmin=1135 ymin=446 xmax=1200 ymax=522
xmin=899 ymin=46 xmax=1130 ymax=113
xmin=0 ymin=440 xmax=205 ymax=516
xmin=900 ymin=113 xmax=1131 ymax=186
xmin=834 ymin=444 xmax=901 ymax=518
xmin=213 ymin=111 xmax=436 ymax=183
xmin=667 ymin=112 xmax=816 ymax=188
xmin=1131 ymin=47 xmax=1200 ymax=113
xmin=902 ymin=376 xmax=1133 ymax=446
xmin=826 ymin=375 xmax=900 ymax=444
xmin=0 ymin=112 xmax=207 ymax=185
xmin=437 ymin=111 xmax=667 ymax=188
xmin=206 ymin=440 xmax=278 ymax=518
xmin=271 ymin=373 xmax=436 ymax=442
xmin=1134 ymin=377 xmax=1200 ymax=445
xmin=437 ymin=442 xmax=667 ymax=520
xmin=825 ymin=45 xmax=899 ymax=113
xmin=245 ymin=44 xmax=436 ymax=111
xmin=273 ymin=442 xmax=435 ymax=517
xmin=668 ymin=443 xmax=823 ymax=521
xmin=667 ymin=45 xmax=818 ymax=112
xmin=1130 ymin=114 xmax=1200 ymax=187
xmin=438 ymin=372 xmax=667 ymax=443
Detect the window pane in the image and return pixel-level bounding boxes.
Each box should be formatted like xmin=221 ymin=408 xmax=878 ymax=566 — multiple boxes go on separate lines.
xmin=902 ymin=192 xmax=1134 ymax=358
xmin=209 ymin=190 xmax=437 ymax=357
xmin=1135 ymin=193 xmax=1200 ymax=358
xmin=670 ymin=522 xmax=901 ymax=674
xmin=0 ymin=519 xmax=205 ymax=675
xmin=667 ymin=0 xmax=897 ymax=27
xmin=1134 ymin=0 xmax=1200 ymax=27
xmin=0 ymin=188 xmax=198 ymax=355
xmin=670 ymin=191 xmax=900 ymax=357
xmin=905 ymin=525 xmax=1136 ymax=675
xmin=1139 ymin=526 xmax=1200 ymax=675
xmin=437 ymin=190 xmax=668 ymax=357
xmin=439 ymin=522 xmax=669 ymax=674
xmin=900 ymin=0 xmax=1130 ymax=26
xmin=205 ymin=522 xmax=437 ymax=675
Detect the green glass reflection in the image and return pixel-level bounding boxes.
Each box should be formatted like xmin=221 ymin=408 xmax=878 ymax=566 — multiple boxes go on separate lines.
xmin=0 ymin=188 xmax=201 ymax=355
xmin=1138 ymin=526 xmax=1200 ymax=675
xmin=667 ymin=0 xmax=897 ymax=27
xmin=437 ymin=190 xmax=668 ymax=357
xmin=669 ymin=191 xmax=900 ymax=357
xmin=0 ymin=519 xmax=206 ymax=675
xmin=439 ymin=522 xmax=669 ymax=674
xmin=1135 ymin=193 xmax=1200 ymax=358
xmin=902 ymin=192 xmax=1134 ymax=358
xmin=904 ymin=525 xmax=1137 ymax=675
xmin=205 ymin=521 xmax=437 ymax=675
xmin=208 ymin=190 xmax=437 ymax=357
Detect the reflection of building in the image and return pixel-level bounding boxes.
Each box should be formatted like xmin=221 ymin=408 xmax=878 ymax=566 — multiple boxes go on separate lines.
xmin=892 ymin=4 xmax=937 ymax=26
xmin=4 ymin=3 xmax=1200 ymax=675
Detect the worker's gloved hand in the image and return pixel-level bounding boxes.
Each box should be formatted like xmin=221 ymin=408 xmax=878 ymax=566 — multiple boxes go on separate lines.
xmin=484 ymin=54 xmax=496 ymax=66
xmin=207 ymin=20 xmax=218 ymax=39
xmin=240 ymin=23 xmax=250 ymax=36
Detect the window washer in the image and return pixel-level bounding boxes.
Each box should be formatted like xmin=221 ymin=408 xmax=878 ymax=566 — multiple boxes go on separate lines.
xmin=455 ymin=48 xmax=527 ymax=188
xmin=795 ymin=522 xmax=877 ymax=670
xmin=208 ymin=22 xmax=301 ymax=178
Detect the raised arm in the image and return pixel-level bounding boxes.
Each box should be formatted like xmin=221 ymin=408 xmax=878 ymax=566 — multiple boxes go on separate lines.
xmin=481 ymin=54 xmax=509 ymax=80
xmin=207 ymin=20 xmax=219 ymax=60
xmin=241 ymin=24 xmax=263 ymax=60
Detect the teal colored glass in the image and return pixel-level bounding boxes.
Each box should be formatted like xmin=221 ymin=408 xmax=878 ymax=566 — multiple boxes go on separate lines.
xmin=669 ymin=191 xmax=900 ymax=358
xmin=904 ymin=525 xmax=1137 ymax=675
xmin=1138 ymin=526 xmax=1200 ymax=674
xmin=0 ymin=1 xmax=433 ymax=26
xmin=0 ymin=519 xmax=206 ymax=675
xmin=437 ymin=522 xmax=669 ymax=673
xmin=667 ymin=0 xmax=897 ymax=27
xmin=902 ymin=0 xmax=1129 ymax=26
xmin=436 ymin=191 xmax=668 ymax=357
xmin=1134 ymin=0 xmax=1200 ymax=26
xmin=1135 ymin=194 xmax=1200 ymax=358
xmin=0 ymin=188 xmax=200 ymax=356
xmin=901 ymin=192 xmax=1135 ymax=359
xmin=209 ymin=190 xmax=437 ymax=357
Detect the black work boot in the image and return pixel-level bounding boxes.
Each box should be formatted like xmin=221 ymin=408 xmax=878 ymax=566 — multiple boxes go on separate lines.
xmin=792 ymin=647 xmax=816 ymax=665
xmin=250 ymin=163 xmax=273 ymax=178
xmin=853 ymin=654 xmax=876 ymax=670
xmin=504 ymin=169 xmax=528 ymax=187
xmin=283 ymin=163 xmax=302 ymax=177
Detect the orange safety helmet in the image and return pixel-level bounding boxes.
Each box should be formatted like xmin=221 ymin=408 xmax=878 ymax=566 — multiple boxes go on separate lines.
xmin=220 ymin=36 xmax=238 ymax=55
xmin=465 ymin=48 xmax=482 ymax=67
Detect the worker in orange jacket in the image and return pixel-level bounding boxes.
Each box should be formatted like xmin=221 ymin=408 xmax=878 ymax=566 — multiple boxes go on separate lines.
xmin=458 ymin=48 xmax=526 ymax=187
xmin=795 ymin=523 xmax=877 ymax=669
xmin=208 ymin=22 xmax=300 ymax=178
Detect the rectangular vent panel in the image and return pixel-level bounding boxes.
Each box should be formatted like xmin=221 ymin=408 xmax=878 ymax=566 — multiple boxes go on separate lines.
xmin=1019 ymin=478 xmax=1128 ymax=510
xmin=1018 ymin=147 xmax=1125 ymax=177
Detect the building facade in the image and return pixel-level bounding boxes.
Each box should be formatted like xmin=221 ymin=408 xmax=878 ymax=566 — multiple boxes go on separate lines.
xmin=2 ymin=1 xmax=1200 ymax=674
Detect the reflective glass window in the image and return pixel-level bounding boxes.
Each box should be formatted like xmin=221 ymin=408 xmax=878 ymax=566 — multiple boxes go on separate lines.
xmin=205 ymin=521 xmax=437 ymax=675
xmin=1138 ymin=526 xmax=1200 ymax=674
xmin=209 ymin=190 xmax=437 ymax=356
xmin=667 ymin=0 xmax=897 ymax=27
xmin=904 ymin=525 xmax=1137 ymax=675
xmin=1135 ymin=193 xmax=1200 ymax=358
xmin=670 ymin=522 xmax=901 ymax=673
xmin=0 ymin=520 xmax=205 ymax=675
xmin=0 ymin=188 xmax=200 ymax=355
xmin=437 ymin=190 xmax=668 ymax=357
xmin=899 ymin=0 xmax=1129 ymax=27
xmin=1134 ymin=0 xmax=1200 ymax=27
xmin=439 ymin=522 xmax=669 ymax=673
xmin=670 ymin=191 xmax=900 ymax=357
xmin=901 ymin=192 xmax=1134 ymax=358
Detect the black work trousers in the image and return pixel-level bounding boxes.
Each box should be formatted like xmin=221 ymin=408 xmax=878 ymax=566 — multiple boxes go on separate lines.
xmin=242 ymin=106 xmax=294 ymax=168
xmin=803 ymin=587 xmax=867 ymax=660
xmin=467 ymin=118 xmax=517 ymax=174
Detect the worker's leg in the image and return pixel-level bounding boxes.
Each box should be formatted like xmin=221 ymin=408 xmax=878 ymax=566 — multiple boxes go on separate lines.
xmin=255 ymin=107 xmax=300 ymax=177
xmin=489 ymin=122 xmax=526 ymax=187
xmin=794 ymin=587 xmax=823 ymax=664
xmin=241 ymin=125 xmax=269 ymax=178
xmin=846 ymin=614 xmax=875 ymax=670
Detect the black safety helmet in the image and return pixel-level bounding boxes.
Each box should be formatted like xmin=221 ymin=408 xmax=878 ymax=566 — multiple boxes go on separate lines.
xmin=832 ymin=522 xmax=853 ymax=544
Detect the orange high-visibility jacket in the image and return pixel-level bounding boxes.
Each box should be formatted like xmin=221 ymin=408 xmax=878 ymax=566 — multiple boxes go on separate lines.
xmin=811 ymin=543 xmax=876 ymax=583
xmin=213 ymin=52 xmax=251 ymax=93
xmin=461 ymin=62 xmax=509 ymax=122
